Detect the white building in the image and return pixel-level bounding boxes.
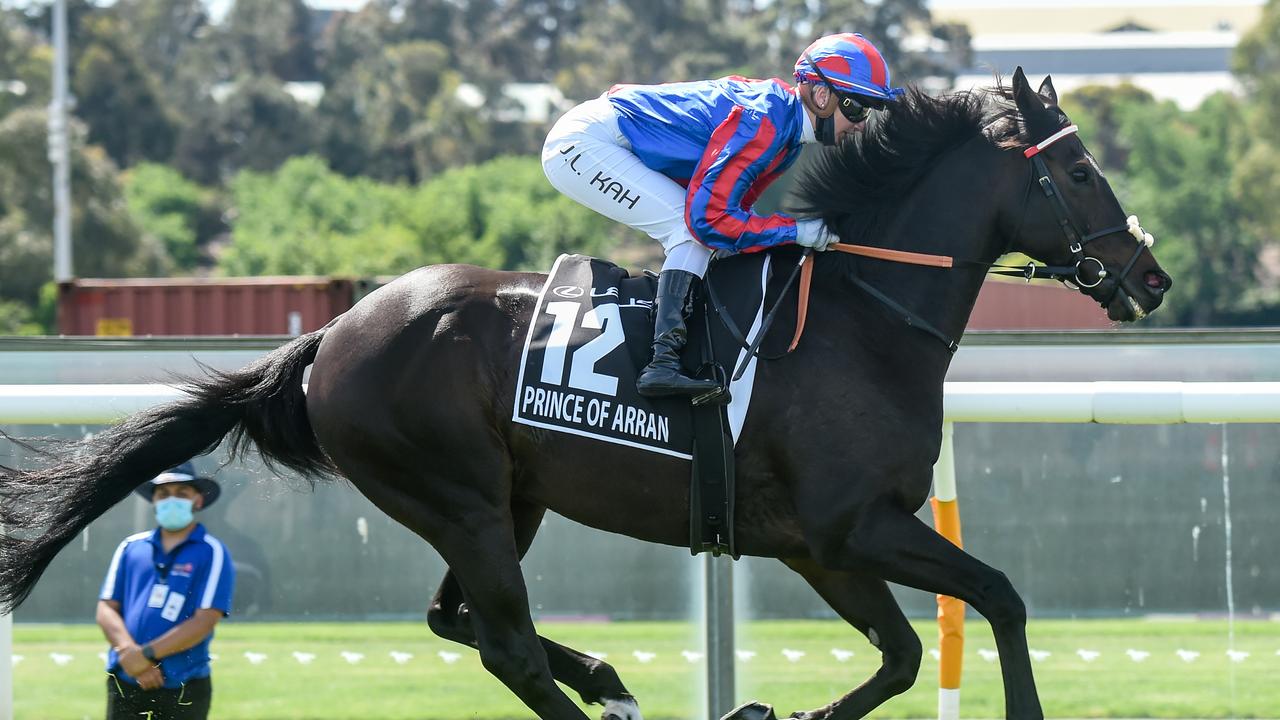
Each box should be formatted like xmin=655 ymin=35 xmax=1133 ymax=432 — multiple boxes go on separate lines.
xmin=925 ymin=1 xmax=1264 ymax=109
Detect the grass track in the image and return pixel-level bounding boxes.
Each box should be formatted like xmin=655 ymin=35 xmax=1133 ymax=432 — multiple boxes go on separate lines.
xmin=12 ymin=618 xmax=1280 ymax=719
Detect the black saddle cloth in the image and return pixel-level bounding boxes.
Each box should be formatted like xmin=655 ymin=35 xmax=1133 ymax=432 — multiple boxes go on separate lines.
xmin=511 ymin=251 xmax=799 ymax=458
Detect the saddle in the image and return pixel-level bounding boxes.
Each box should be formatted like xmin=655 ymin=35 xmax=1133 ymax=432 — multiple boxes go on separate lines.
xmin=512 ymin=252 xmax=802 ymax=556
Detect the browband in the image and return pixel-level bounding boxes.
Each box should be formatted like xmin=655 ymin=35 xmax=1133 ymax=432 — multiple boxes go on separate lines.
xmin=1023 ymin=125 xmax=1079 ymax=158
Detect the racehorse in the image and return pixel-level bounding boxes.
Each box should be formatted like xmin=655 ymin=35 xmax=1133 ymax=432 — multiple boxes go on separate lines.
xmin=1 ymin=69 xmax=1170 ymax=720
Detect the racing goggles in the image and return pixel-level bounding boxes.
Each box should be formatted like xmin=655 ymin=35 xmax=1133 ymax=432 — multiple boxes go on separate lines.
xmin=803 ymin=51 xmax=884 ymax=124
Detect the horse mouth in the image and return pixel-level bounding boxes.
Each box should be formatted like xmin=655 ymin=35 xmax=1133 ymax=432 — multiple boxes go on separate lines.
xmin=1126 ymin=294 xmax=1148 ymax=320
xmin=1104 ymin=284 xmax=1153 ymax=322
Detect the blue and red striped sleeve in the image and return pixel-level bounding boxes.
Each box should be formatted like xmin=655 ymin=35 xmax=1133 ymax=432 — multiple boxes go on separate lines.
xmin=684 ymin=106 xmax=797 ymax=253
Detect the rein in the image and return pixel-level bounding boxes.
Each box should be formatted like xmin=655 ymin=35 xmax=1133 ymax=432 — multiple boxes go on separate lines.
xmin=703 ymin=251 xmax=810 ymax=382
xmin=706 ymin=124 xmax=1156 ymax=362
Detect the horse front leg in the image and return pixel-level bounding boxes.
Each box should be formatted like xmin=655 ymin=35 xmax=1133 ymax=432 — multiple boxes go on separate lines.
xmin=783 ymin=557 xmax=923 ymax=719
xmin=808 ymin=499 xmax=1043 ymax=719
xmin=725 ymin=556 xmax=925 ymax=720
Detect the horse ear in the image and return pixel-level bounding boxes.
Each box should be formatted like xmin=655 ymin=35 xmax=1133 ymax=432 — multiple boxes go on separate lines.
xmin=1038 ymin=75 xmax=1059 ymax=105
xmin=1011 ymin=67 xmax=1041 ymax=114
xmin=1011 ymin=66 xmax=1059 ymax=138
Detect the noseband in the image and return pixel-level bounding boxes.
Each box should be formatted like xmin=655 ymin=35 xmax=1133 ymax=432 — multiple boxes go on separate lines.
xmin=1014 ymin=125 xmax=1155 ymax=306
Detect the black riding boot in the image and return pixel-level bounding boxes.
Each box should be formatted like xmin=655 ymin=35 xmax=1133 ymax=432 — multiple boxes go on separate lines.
xmin=637 ymin=269 xmax=724 ymax=398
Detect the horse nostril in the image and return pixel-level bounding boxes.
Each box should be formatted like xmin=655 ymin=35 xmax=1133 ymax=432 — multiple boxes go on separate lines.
xmin=1145 ymin=270 xmax=1171 ymax=293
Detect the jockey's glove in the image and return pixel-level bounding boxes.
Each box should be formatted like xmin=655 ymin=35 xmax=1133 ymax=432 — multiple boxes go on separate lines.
xmin=795 ymin=219 xmax=837 ymax=251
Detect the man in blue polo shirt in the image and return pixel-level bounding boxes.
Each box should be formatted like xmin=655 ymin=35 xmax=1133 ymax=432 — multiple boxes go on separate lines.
xmin=96 ymin=462 xmax=235 ymax=720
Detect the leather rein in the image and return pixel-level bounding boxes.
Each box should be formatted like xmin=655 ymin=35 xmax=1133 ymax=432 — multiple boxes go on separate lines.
xmin=706 ymin=124 xmax=1156 ymax=368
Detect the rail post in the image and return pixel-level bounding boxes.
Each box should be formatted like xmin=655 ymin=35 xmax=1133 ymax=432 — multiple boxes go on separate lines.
xmin=931 ymin=422 xmax=965 ymax=720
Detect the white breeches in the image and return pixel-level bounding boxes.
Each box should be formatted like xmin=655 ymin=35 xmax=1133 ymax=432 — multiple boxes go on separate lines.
xmin=542 ymin=98 xmax=714 ymax=277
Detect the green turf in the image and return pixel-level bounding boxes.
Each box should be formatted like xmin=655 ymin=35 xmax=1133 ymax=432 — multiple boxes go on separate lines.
xmin=12 ymin=618 xmax=1280 ymax=719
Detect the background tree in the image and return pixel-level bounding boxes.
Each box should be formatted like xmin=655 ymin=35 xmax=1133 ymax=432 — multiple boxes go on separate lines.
xmin=1058 ymin=83 xmax=1155 ymax=171
xmin=112 ymin=0 xmax=209 ymax=87
xmin=0 ymin=10 xmax=51 ymax=121
xmin=736 ymin=0 xmax=968 ymax=84
xmin=124 ymin=164 xmax=226 ymax=271
xmin=315 ymin=37 xmax=450 ymax=180
xmin=556 ymin=0 xmax=756 ymax=98
xmin=176 ymin=77 xmax=317 ymax=183
xmin=0 ymin=108 xmax=167 ymax=306
xmin=5 ymin=0 xmax=1280 ymax=331
xmin=1227 ymin=0 xmax=1280 ymax=311
xmin=219 ymin=0 xmax=317 ymax=81
xmin=217 ymin=155 xmax=422 ymax=276
xmin=217 ymin=155 xmax=629 ymax=276
xmin=1234 ymin=0 xmax=1280 ymax=145
xmin=1066 ymin=92 xmax=1275 ymax=325
xmin=72 ymin=13 xmax=178 ymax=167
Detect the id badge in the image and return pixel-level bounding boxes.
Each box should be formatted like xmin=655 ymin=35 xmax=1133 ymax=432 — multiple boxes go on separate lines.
xmin=147 ymin=584 xmax=168 ymax=609
xmin=160 ymin=592 xmax=185 ymax=622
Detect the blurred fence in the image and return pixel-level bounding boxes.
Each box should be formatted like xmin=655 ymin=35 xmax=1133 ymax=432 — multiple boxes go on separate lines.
xmin=4 ymin=421 xmax=1277 ymax=623
xmin=1 ymin=330 xmax=1277 ymax=623
xmin=4 ymin=333 xmax=1279 ymax=720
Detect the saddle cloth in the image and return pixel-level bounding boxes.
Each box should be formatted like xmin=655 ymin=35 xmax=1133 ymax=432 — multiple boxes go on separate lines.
xmin=512 ymin=253 xmax=781 ymax=459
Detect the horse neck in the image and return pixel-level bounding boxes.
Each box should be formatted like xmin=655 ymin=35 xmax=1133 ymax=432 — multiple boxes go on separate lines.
xmin=832 ymin=139 xmax=1015 ymax=348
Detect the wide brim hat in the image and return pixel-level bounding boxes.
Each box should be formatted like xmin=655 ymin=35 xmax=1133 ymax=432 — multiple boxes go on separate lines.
xmin=133 ymin=461 xmax=221 ymax=509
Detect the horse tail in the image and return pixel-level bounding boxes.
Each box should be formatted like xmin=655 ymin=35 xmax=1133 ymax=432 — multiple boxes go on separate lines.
xmin=0 ymin=327 xmax=333 ymax=612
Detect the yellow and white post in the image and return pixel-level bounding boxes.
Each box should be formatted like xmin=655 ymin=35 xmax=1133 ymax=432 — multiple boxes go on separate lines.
xmin=930 ymin=422 xmax=964 ymax=720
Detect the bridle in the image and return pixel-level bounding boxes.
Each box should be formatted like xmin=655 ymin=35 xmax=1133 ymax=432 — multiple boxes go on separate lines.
xmin=1002 ymin=124 xmax=1155 ymax=308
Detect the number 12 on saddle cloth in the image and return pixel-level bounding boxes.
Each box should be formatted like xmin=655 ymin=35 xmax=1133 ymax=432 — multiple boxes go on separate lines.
xmin=512 ymin=253 xmax=777 ymax=460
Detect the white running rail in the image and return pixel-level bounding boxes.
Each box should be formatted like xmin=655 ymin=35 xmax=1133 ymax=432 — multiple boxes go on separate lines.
xmin=3 ymin=381 xmax=1280 ymax=425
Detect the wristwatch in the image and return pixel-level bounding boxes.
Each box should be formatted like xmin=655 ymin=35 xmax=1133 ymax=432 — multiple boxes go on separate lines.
xmin=142 ymin=644 xmax=157 ymax=662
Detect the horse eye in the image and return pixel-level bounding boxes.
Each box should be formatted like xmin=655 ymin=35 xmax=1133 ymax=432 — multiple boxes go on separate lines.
xmin=1070 ymin=167 xmax=1090 ymax=183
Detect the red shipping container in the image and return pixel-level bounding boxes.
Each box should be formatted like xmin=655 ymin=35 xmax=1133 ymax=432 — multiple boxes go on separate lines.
xmin=57 ymin=277 xmax=360 ymax=336
xmin=56 ymin=273 xmax=1110 ymax=337
xmin=968 ymin=279 xmax=1115 ymax=330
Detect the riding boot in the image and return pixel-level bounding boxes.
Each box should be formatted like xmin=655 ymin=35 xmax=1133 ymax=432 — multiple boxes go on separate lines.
xmin=637 ymin=269 xmax=724 ymax=398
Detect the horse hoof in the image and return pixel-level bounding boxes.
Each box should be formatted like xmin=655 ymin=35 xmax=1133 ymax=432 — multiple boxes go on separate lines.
xmin=721 ymin=701 xmax=777 ymax=720
xmin=601 ymin=696 xmax=643 ymax=720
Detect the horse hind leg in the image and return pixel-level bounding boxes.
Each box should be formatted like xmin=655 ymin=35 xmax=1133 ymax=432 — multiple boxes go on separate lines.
xmin=432 ymin=511 xmax=594 ymax=720
xmin=336 ymin=454 xmax=591 ymax=720
xmin=426 ymin=501 xmax=641 ymax=720
xmin=430 ymin=573 xmax=640 ymax=720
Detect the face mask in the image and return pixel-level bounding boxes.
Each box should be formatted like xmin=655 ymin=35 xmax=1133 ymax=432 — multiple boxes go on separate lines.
xmin=155 ymin=497 xmax=195 ymax=531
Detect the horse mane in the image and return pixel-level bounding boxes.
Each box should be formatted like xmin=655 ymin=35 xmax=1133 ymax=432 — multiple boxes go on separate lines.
xmin=789 ymin=82 xmax=1039 ymax=246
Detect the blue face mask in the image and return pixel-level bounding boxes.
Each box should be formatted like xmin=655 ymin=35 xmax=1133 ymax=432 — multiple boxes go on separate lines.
xmin=154 ymin=497 xmax=195 ymax=531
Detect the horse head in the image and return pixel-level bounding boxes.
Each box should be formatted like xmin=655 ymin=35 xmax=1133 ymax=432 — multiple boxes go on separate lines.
xmin=1001 ymin=66 xmax=1172 ymax=321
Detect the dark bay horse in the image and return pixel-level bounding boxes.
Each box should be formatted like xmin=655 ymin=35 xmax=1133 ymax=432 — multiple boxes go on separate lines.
xmin=1 ymin=69 xmax=1171 ymax=719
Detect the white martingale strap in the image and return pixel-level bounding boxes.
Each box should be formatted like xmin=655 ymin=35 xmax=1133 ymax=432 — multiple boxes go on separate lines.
xmin=1023 ymin=124 xmax=1079 ymax=158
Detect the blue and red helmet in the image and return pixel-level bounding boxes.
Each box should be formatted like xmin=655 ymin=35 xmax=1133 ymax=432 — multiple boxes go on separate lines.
xmin=794 ymin=33 xmax=904 ymax=102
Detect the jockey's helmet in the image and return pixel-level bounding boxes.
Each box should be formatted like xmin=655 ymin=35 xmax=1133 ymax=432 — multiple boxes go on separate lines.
xmin=794 ymin=33 xmax=904 ymax=104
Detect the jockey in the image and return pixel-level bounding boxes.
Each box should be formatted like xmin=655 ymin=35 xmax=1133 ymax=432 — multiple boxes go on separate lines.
xmin=542 ymin=33 xmax=903 ymax=398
